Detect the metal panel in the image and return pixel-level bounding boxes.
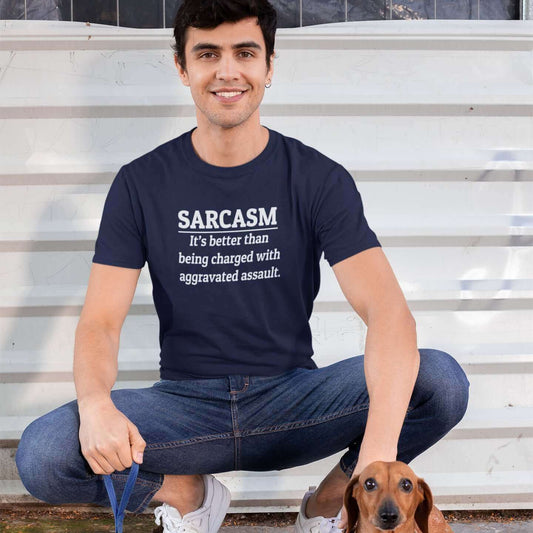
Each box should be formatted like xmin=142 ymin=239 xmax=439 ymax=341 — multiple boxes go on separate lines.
xmin=0 ymin=1 xmax=523 ymax=25
xmin=522 ymin=0 xmax=532 ymax=19
xmin=0 ymin=19 xmax=532 ymax=510
xmin=526 ymin=0 xmax=533 ymax=19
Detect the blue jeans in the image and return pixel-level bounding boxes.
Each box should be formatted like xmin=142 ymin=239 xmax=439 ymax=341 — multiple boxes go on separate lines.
xmin=16 ymin=349 xmax=469 ymax=514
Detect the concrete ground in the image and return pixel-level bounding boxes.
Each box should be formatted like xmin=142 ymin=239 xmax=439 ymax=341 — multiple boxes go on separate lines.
xmin=1 ymin=508 xmax=531 ymax=532
xmin=449 ymin=525 xmax=533 ymax=533
xmin=220 ymin=520 xmax=533 ymax=533
xmin=218 ymin=525 xmax=533 ymax=533
xmin=0 ymin=525 xmax=532 ymax=532
xmin=0 ymin=520 xmax=532 ymax=532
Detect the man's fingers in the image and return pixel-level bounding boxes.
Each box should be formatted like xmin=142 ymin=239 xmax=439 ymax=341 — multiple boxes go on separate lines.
xmin=116 ymin=445 xmax=135 ymax=470
xmin=86 ymin=456 xmax=106 ymax=475
xmin=83 ymin=442 xmax=130 ymax=473
xmin=95 ymin=441 xmax=133 ymax=471
xmin=86 ymin=454 xmax=117 ymax=475
xmin=128 ymin=423 xmax=146 ymax=464
xmin=338 ymin=506 xmax=348 ymax=530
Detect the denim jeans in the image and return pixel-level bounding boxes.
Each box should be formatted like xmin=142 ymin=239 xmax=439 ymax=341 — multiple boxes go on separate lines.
xmin=15 ymin=349 xmax=469 ymax=514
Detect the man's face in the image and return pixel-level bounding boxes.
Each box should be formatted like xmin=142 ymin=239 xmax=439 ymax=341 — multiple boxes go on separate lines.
xmin=175 ymin=17 xmax=274 ymax=130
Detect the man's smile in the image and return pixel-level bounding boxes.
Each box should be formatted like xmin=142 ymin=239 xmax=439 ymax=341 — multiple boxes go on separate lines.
xmin=211 ymin=88 xmax=248 ymax=102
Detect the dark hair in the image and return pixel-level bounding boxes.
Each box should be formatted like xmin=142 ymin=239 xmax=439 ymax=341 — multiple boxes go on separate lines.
xmin=172 ymin=0 xmax=277 ymax=70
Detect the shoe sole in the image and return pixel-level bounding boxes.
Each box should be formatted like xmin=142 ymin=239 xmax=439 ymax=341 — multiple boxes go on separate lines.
xmin=205 ymin=475 xmax=232 ymax=533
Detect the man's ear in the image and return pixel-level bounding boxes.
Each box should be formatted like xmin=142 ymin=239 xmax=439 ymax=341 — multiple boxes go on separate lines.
xmin=414 ymin=478 xmax=433 ymax=533
xmin=267 ymin=52 xmax=275 ymax=82
xmin=174 ymin=54 xmax=190 ymax=87
xmin=343 ymin=476 xmax=360 ymax=533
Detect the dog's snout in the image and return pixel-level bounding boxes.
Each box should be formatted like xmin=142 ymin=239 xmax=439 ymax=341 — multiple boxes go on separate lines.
xmin=377 ymin=500 xmax=400 ymax=529
xmin=380 ymin=510 xmax=399 ymax=522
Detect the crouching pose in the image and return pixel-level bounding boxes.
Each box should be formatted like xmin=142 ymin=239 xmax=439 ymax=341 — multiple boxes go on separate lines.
xmin=16 ymin=1 xmax=469 ymax=532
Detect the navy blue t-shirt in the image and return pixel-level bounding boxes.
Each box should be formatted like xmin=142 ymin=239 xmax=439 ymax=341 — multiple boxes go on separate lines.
xmin=92 ymin=128 xmax=380 ymax=379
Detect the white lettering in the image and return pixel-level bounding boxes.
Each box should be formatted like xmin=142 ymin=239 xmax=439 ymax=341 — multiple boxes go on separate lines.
xmin=190 ymin=210 xmax=204 ymax=229
xmin=178 ymin=210 xmax=190 ymax=229
xmin=259 ymin=207 xmax=277 ymax=226
xmin=205 ymin=210 xmax=219 ymax=229
xmin=220 ymin=209 xmax=232 ymax=229
xmin=177 ymin=207 xmax=277 ymax=230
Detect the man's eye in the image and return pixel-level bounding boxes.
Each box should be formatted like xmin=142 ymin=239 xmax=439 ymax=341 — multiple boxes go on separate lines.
xmin=239 ymin=51 xmax=253 ymax=58
xmin=399 ymin=478 xmax=413 ymax=492
xmin=364 ymin=478 xmax=377 ymax=492
xmin=200 ymin=52 xmax=216 ymax=59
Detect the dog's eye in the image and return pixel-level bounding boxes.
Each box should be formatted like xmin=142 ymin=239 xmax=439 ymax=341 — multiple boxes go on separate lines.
xmin=364 ymin=478 xmax=377 ymax=491
xmin=399 ymin=478 xmax=413 ymax=492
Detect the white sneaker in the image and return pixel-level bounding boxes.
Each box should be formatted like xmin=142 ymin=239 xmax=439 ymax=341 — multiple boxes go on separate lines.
xmin=154 ymin=474 xmax=231 ymax=533
xmin=294 ymin=487 xmax=343 ymax=533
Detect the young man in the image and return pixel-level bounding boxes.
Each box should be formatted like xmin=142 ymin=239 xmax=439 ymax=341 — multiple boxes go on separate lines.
xmin=16 ymin=1 xmax=470 ymax=532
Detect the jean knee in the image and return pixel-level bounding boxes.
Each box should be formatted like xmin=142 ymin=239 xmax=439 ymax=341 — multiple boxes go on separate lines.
xmin=17 ymin=418 xmax=53 ymax=502
xmin=16 ymin=402 xmax=83 ymax=503
xmin=418 ymin=348 xmax=470 ymax=428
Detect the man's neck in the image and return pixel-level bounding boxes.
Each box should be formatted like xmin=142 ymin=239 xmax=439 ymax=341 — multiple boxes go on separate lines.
xmin=191 ymin=119 xmax=269 ymax=167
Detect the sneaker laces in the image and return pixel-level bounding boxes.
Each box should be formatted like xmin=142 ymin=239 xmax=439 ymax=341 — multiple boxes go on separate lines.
xmin=318 ymin=516 xmax=343 ymax=533
xmin=154 ymin=504 xmax=202 ymax=533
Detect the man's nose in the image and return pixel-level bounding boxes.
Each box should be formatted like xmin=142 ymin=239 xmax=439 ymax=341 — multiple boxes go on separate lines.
xmin=216 ymin=55 xmax=239 ymax=80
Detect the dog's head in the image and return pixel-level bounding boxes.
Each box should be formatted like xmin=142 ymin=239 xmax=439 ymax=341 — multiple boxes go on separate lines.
xmin=343 ymin=461 xmax=433 ymax=533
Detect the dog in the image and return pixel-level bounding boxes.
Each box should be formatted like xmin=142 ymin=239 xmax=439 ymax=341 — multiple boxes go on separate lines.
xmin=342 ymin=461 xmax=453 ymax=533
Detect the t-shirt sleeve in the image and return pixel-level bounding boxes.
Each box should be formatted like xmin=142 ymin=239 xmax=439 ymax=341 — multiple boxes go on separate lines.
xmin=92 ymin=167 xmax=146 ymax=269
xmin=314 ymin=165 xmax=381 ymax=267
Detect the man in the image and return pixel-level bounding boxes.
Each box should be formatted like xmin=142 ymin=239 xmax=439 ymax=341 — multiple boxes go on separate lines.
xmin=15 ymin=1 xmax=470 ymax=532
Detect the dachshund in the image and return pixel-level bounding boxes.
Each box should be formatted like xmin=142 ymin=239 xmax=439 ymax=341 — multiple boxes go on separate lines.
xmin=342 ymin=461 xmax=453 ymax=533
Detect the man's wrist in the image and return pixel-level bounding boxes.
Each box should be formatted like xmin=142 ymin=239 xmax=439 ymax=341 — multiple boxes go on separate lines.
xmin=77 ymin=393 xmax=113 ymax=412
xmin=352 ymin=446 xmax=398 ymax=478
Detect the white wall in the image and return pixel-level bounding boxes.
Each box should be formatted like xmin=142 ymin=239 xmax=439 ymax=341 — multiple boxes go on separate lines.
xmin=0 ymin=18 xmax=532 ymax=510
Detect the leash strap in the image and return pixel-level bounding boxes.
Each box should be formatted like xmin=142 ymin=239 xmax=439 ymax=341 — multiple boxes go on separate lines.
xmin=103 ymin=461 xmax=140 ymax=533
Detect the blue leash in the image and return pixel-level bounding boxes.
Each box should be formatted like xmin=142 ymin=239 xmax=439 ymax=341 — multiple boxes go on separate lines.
xmin=103 ymin=461 xmax=140 ymax=533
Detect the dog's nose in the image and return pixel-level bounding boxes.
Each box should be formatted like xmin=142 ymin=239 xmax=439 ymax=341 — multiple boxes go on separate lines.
xmin=378 ymin=500 xmax=400 ymax=528
xmin=379 ymin=510 xmax=399 ymax=524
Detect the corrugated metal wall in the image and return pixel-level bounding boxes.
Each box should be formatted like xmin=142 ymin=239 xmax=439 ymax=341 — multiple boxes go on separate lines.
xmin=0 ymin=18 xmax=532 ymax=510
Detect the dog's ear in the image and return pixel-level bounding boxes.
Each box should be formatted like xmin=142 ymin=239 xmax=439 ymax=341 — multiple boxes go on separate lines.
xmin=414 ymin=478 xmax=433 ymax=533
xmin=343 ymin=475 xmax=360 ymax=533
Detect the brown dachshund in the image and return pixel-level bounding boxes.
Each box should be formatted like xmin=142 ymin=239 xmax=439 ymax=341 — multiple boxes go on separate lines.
xmin=343 ymin=461 xmax=453 ymax=533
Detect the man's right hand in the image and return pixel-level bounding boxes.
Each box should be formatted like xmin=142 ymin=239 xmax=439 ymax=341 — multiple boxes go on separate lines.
xmin=78 ymin=397 xmax=146 ymax=475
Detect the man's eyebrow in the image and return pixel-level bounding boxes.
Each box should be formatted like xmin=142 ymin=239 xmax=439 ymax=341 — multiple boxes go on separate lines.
xmin=232 ymin=41 xmax=262 ymax=50
xmin=190 ymin=41 xmax=262 ymax=53
xmin=191 ymin=43 xmax=221 ymax=53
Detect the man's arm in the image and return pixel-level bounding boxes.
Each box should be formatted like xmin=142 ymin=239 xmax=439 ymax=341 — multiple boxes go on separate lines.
xmin=74 ymin=263 xmax=146 ymax=475
xmin=331 ymin=247 xmax=419 ymax=475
